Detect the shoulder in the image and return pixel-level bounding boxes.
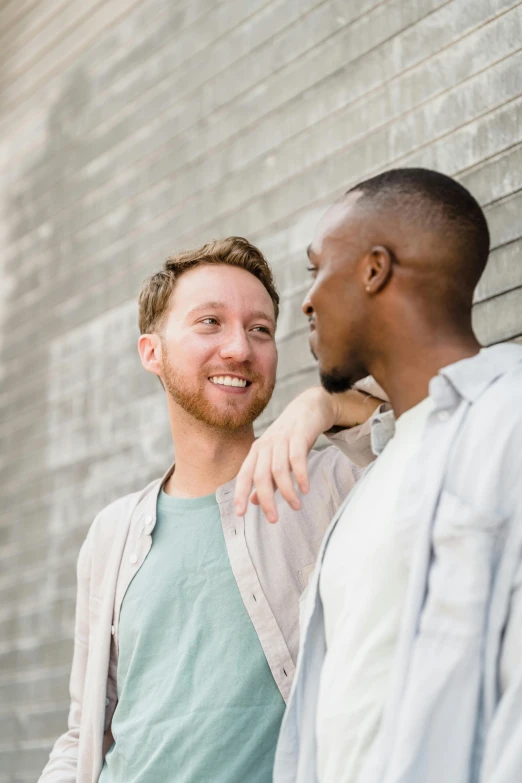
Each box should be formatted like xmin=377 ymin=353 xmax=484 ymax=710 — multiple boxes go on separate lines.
xmin=449 ymin=364 xmax=522 ymax=510
xmin=84 ymin=477 xmax=162 ymax=555
xmin=270 ymin=447 xmax=362 ymax=543
xmin=307 ymin=446 xmax=365 ymax=507
xmin=466 ymin=364 xmax=522 ymax=442
xmin=471 ymin=347 xmax=522 ymax=416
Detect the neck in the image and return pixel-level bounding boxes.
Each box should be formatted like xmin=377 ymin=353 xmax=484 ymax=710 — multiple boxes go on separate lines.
xmin=163 ymin=397 xmax=255 ymax=498
xmin=368 ymin=319 xmax=481 ymax=419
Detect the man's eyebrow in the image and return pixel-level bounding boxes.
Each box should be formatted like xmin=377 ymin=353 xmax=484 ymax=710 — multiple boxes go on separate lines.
xmin=249 ymin=310 xmax=276 ymax=328
xmin=186 ymin=301 xmax=226 ymax=317
xmin=187 ymin=302 xmax=275 ymax=328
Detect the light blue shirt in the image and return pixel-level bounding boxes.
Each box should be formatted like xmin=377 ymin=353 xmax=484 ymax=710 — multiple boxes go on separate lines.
xmin=100 ymin=491 xmax=285 ymax=783
xmin=274 ymin=344 xmax=522 ymax=783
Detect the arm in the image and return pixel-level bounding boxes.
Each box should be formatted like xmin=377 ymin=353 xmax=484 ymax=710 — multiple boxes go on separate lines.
xmin=234 ymin=383 xmax=382 ymax=523
xmin=38 ymin=531 xmax=93 ymax=783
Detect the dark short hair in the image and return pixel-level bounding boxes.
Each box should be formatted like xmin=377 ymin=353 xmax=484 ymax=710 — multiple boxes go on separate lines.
xmin=347 ymin=168 xmax=490 ymax=288
xmin=139 ymin=236 xmax=280 ymax=334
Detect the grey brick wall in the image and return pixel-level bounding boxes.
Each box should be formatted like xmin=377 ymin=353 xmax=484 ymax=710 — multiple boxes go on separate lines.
xmin=1 ymin=1 xmax=521 ymax=779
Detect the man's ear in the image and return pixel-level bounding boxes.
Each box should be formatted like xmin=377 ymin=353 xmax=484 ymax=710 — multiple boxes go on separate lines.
xmin=138 ymin=333 xmax=163 ymax=379
xmin=361 ymin=245 xmax=393 ymax=294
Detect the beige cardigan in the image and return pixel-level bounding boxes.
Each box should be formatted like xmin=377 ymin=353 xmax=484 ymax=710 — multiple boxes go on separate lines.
xmin=38 ymin=424 xmax=374 ymax=783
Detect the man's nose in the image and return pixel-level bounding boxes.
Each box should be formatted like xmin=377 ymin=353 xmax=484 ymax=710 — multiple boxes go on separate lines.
xmin=219 ymin=328 xmax=252 ymax=361
xmin=302 ymin=292 xmax=314 ymax=318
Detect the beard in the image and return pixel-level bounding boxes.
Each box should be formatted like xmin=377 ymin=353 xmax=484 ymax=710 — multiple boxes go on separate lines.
xmin=310 ymin=334 xmax=357 ymax=394
xmin=319 ymin=367 xmax=354 ymax=394
xmin=319 ymin=358 xmax=368 ymax=395
xmin=311 ymin=332 xmax=367 ymax=395
xmin=161 ymin=350 xmax=274 ymax=432
xmin=312 ymin=342 xmax=360 ymax=395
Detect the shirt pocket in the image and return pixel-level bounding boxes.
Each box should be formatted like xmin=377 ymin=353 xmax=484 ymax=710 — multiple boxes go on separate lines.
xmin=420 ymin=489 xmax=506 ymax=640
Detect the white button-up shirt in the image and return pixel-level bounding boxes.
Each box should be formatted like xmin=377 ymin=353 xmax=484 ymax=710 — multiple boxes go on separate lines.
xmin=275 ymin=344 xmax=522 ymax=783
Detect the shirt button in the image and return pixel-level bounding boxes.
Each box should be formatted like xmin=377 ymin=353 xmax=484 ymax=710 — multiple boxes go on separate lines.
xmin=438 ymin=410 xmax=450 ymax=422
xmin=111 ymin=625 xmax=115 ymax=635
xmin=105 ymin=697 xmax=110 ymax=707
xmin=129 ymin=554 xmax=138 ymax=565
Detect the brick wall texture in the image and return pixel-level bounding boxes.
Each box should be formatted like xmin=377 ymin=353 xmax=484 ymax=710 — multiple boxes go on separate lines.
xmin=1 ymin=0 xmax=522 ymax=779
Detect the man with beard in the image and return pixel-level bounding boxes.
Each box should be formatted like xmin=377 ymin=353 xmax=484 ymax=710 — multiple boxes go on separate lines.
xmin=237 ymin=169 xmax=522 ymax=783
xmin=38 ymin=237 xmax=383 ymax=783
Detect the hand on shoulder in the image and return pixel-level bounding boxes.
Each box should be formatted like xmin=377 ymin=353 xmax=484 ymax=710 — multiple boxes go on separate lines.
xmin=234 ymin=382 xmax=383 ymax=523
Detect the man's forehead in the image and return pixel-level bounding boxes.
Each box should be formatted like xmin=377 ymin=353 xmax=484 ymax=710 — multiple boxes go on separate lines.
xmin=310 ymin=191 xmax=363 ymax=255
xmin=175 ymin=264 xmax=266 ymax=297
xmin=170 ymin=264 xmax=275 ymax=321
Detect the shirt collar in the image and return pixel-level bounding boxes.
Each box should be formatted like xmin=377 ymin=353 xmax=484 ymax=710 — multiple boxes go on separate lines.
xmin=131 ymin=462 xmax=176 ymax=531
xmin=437 ymin=343 xmax=522 ymax=403
xmin=370 ymin=406 xmax=396 ymax=456
xmin=369 ymin=343 xmax=522 ymax=456
xmin=135 ymin=462 xmax=237 ymax=529
xmin=215 ymin=477 xmax=236 ymax=504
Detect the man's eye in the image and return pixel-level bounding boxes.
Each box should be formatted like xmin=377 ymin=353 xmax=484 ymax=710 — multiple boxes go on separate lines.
xmin=252 ymin=326 xmax=271 ymax=335
xmin=307 ymin=265 xmax=317 ymax=275
xmin=201 ymin=317 xmax=218 ymax=325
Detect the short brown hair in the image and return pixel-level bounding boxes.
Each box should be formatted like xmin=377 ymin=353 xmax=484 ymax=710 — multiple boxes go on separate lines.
xmin=138 ymin=236 xmax=280 ymax=334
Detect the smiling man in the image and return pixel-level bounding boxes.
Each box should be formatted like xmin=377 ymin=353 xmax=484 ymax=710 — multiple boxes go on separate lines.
xmin=38 ymin=237 xmax=383 ymax=783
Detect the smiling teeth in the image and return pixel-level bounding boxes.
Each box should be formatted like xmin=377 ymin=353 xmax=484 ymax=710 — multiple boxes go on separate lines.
xmin=210 ymin=376 xmax=248 ymax=388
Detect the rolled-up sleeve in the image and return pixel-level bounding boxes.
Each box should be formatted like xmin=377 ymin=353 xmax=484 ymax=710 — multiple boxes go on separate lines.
xmin=326 ymin=403 xmax=391 ymax=467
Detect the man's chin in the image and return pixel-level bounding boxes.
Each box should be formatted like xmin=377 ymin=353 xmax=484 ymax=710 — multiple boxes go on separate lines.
xmin=182 ymin=389 xmax=274 ymax=432
xmin=311 ymin=341 xmax=364 ymax=393
xmin=201 ymin=406 xmax=258 ymax=432
xmin=319 ymin=369 xmax=353 ymax=394
xmin=162 ymin=359 xmax=275 ymax=431
xmin=319 ymin=365 xmax=367 ymax=394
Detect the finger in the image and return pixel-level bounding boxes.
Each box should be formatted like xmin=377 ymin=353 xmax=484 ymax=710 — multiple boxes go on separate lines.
xmin=272 ymin=441 xmax=301 ymax=510
xmin=234 ymin=446 xmax=258 ymax=516
xmin=253 ymin=445 xmax=279 ymax=523
xmin=289 ymin=436 xmax=310 ymax=494
xmin=250 ymin=489 xmax=260 ymax=505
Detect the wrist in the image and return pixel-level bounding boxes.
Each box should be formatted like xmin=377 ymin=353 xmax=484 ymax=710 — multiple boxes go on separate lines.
xmin=306 ymin=386 xmax=337 ymax=432
xmin=329 ymin=389 xmax=382 ymax=429
xmin=318 ymin=386 xmax=341 ymax=430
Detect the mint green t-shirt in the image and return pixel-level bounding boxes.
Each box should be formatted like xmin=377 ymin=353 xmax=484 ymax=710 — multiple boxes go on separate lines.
xmin=99 ymin=491 xmax=285 ymax=783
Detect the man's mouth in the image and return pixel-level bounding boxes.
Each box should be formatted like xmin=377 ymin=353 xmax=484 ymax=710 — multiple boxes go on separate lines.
xmin=208 ymin=375 xmax=251 ymax=388
xmin=308 ymin=333 xmax=318 ymax=361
